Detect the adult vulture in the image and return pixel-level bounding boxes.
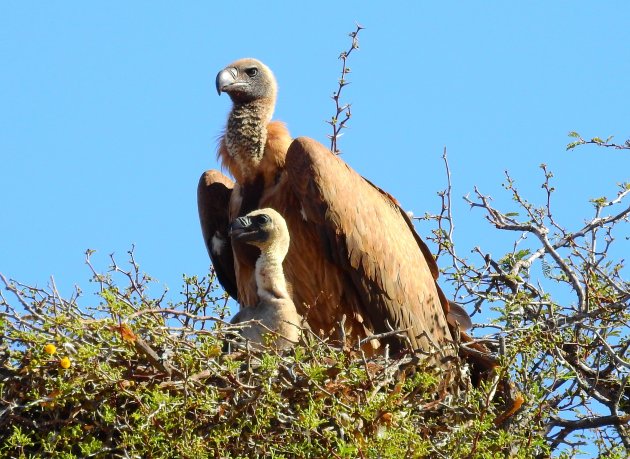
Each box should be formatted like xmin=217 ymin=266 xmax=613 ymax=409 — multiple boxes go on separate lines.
xmin=198 ymin=58 xmax=457 ymax=356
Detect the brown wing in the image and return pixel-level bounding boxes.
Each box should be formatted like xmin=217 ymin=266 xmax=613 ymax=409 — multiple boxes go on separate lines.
xmin=366 ymin=179 xmax=473 ymax=332
xmin=197 ymin=170 xmax=238 ymax=299
xmin=285 ymin=137 xmax=452 ymax=353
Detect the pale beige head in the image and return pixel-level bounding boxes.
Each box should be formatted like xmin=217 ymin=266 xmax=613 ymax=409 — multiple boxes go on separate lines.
xmin=215 ymin=58 xmax=277 ymax=105
xmin=229 ymin=208 xmax=289 ymax=256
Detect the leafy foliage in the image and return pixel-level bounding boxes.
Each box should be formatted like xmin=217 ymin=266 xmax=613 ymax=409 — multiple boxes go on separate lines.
xmin=1 ymin=254 xmax=541 ymax=458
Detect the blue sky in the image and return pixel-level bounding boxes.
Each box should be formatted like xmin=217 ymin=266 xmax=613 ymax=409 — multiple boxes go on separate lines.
xmin=2 ymin=2 xmax=629 ymax=307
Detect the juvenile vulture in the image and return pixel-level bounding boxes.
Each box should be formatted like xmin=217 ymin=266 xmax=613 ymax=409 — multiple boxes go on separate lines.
xmin=198 ymin=58 xmax=457 ymax=356
xmin=228 ymin=208 xmax=303 ymax=350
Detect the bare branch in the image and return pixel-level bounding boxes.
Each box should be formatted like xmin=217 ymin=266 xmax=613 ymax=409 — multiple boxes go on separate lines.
xmin=327 ymin=24 xmax=364 ymax=155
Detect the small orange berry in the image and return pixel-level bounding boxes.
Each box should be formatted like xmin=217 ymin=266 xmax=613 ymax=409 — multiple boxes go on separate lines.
xmin=43 ymin=344 xmax=57 ymax=355
xmin=59 ymin=357 xmax=71 ymax=369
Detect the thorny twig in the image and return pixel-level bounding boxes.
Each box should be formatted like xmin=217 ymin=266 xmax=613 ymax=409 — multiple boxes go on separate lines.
xmin=566 ymin=132 xmax=630 ymax=151
xmin=421 ymin=146 xmax=630 ymax=455
xmin=327 ymin=24 xmax=364 ymax=155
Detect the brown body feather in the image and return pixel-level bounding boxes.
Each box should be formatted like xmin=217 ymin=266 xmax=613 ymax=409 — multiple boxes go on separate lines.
xmin=200 ymin=58 xmax=453 ymax=355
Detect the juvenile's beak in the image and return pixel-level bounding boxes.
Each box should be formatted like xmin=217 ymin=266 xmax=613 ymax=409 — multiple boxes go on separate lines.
xmin=228 ymin=216 xmax=251 ymax=237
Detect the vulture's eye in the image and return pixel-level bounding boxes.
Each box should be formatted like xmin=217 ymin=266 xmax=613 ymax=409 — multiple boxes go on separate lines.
xmin=245 ymin=68 xmax=258 ymax=77
xmin=254 ymin=214 xmax=270 ymax=225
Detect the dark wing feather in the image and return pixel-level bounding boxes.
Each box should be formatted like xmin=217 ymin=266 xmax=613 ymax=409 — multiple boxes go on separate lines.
xmin=197 ymin=170 xmax=238 ymax=299
xmin=446 ymin=301 xmax=473 ymax=331
xmin=366 ymin=178 xmax=472 ymax=333
xmin=285 ymin=137 xmax=452 ymax=353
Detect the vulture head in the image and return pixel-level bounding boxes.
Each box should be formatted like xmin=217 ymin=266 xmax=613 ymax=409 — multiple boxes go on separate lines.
xmin=216 ymin=58 xmax=277 ymax=105
xmin=229 ymin=208 xmax=289 ymax=257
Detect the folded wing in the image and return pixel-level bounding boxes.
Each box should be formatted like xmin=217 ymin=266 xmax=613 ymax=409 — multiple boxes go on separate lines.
xmin=197 ymin=170 xmax=238 ymax=299
xmin=285 ymin=137 xmax=452 ymax=352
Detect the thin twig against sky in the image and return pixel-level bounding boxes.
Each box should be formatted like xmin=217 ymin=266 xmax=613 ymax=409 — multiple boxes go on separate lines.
xmin=327 ymin=24 xmax=364 ymax=155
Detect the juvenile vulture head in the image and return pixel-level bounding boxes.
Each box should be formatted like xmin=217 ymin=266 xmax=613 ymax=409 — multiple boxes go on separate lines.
xmin=216 ymin=58 xmax=277 ymax=105
xmin=229 ymin=208 xmax=289 ymax=257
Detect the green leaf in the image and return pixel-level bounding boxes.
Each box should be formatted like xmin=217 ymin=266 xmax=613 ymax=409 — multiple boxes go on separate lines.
xmin=566 ymin=141 xmax=581 ymax=151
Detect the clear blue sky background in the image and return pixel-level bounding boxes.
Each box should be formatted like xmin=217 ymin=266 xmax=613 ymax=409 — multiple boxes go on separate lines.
xmin=2 ymin=2 xmax=629 ymax=307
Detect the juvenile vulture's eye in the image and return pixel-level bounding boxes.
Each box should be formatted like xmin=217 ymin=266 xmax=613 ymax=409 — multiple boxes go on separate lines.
xmin=245 ymin=68 xmax=258 ymax=77
xmin=254 ymin=214 xmax=270 ymax=224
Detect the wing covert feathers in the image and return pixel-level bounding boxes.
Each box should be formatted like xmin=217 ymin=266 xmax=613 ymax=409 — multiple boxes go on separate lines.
xmin=285 ymin=137 xmax=452 ymax=353
xmin=197 ymin=170 xmax=238 ymax=299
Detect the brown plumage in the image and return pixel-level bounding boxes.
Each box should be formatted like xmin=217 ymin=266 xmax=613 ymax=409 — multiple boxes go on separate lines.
xmin=199 ymin=58 xmax=456 ymax=356
xmin=228 ymin=208 xmax=303 ymax=350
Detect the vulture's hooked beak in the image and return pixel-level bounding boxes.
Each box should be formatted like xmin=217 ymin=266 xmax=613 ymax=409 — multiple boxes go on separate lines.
xmin=216 ymin=67 xmax=240 ymax=95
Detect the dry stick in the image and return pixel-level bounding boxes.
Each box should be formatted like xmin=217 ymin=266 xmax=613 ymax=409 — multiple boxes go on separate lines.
xmin=466 ymin=186 xmax=589 ymax=311
xmin=358 ymin=327 xmax=411 ymax=347
xmin=569 ymin=134 xmax=630 ymax=151
xmin=459 ymin=166 xmax=629 ymax=449
xmin=133 ymin=336 xmax=180 ymax=378
xmin=550 ymin=413 xmax=630 ymax=430
xmin=327 ymin=24 xmax=364 ymax=155
xmin=512 ymin=187 xmax=630 ymax=274
xmin=126 ymin=307 xmax=228 ymax=323
xmin=588 ymin=328 xmax=630 ymax=370
xmin=442 ymin=147 xmax=455 ymax=246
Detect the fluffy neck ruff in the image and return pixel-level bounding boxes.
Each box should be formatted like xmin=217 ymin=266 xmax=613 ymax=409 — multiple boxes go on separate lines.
xmin=225 ymin=97 xmax=275 ymax=180
xmin=255 ymin=243 xmax=290 ymax=303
